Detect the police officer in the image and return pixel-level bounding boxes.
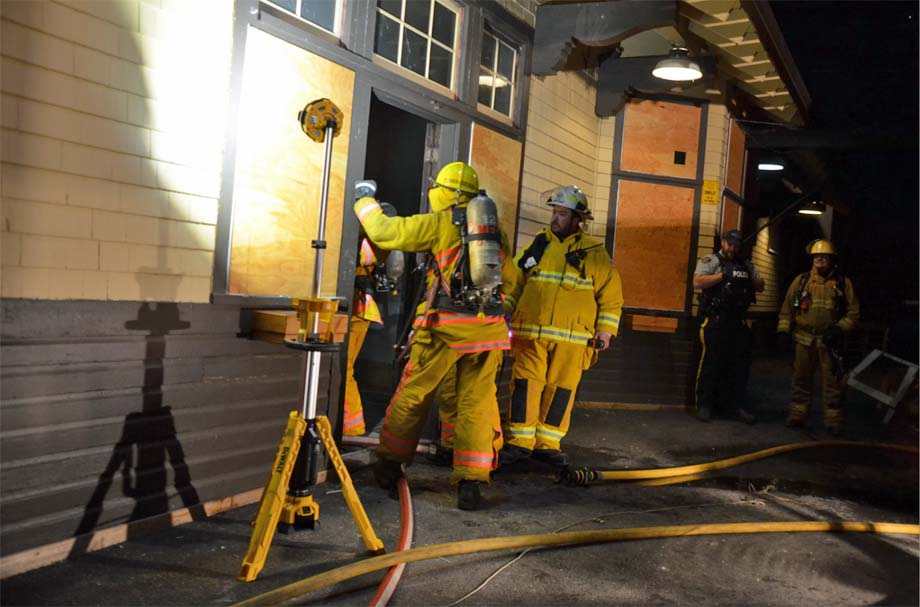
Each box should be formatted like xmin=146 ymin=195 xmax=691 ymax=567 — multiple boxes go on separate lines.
xmin=777 ymin=239 xmax=859 ymax=434
xmin=693 ymin=229 xmax=764 ymax=423
xmin=499 ymin=185 xmax=624 ymax=468
xmin=354 ymin=162 xmax=509 ymax=510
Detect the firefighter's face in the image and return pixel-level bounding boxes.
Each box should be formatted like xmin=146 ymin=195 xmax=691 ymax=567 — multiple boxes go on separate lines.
xmin=721 ymin=239 xmax=740 ymax=259
xmin=551 ymin=206 xmax=581 ymax=238
xmin=813 ymin=253 xmax=832 ymax=274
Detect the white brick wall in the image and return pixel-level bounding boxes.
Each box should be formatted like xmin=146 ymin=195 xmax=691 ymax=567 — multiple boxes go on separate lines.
xmin=1 ymin=0 xmax=232 ymax=302
xmin=517 ymin=71 xmax=615 ymax=253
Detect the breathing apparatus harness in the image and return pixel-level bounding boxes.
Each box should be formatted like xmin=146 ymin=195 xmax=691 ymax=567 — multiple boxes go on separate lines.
xmin=518 ymin=232 xmax=605 ymax=278
xmin=392 ymin=189 xmax=503 ymax=361
xmin=435 ymin=194 xmax=503 ymax=315
xmin=792 ymin=269 xmax=847 ymax=320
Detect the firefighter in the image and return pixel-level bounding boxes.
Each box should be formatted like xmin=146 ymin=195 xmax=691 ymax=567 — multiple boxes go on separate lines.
xmin=354 ymin=162 xmax=509 ymax=510
xmin=499 ymin=185 xmax=624 ymax=468
xmin=343 ymin=204 xmax=400 ymax=436
xmin=693 ymin=229 xmax=765 ymax=423
xmin=777 ymin=239 xmax=859 ymax=434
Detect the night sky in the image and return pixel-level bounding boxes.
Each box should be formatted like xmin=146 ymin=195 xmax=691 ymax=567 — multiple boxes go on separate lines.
xmin=769 ymin=1 xmax=919 ymax=319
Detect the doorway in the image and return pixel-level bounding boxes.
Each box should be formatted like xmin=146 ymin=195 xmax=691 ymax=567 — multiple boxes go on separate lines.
xmin=355 ymin=94 xmax=435 ymax=432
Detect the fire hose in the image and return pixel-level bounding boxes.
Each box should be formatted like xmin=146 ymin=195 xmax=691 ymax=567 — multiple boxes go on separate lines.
xmin=559 ymin=440 xmax=918 ymax=487
xmin=235 ymin=520 xmax=918 ymax=606
xmin=234 ymin=439 xmax=919 ymax=606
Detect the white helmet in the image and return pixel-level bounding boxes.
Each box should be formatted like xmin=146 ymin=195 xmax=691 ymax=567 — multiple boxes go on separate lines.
xmin=543 ymin=185 xmax=592 ymax=220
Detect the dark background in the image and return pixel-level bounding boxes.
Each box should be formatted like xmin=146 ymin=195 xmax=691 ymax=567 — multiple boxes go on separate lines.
xmin=769 ymin=1 xmax=919 ymax=332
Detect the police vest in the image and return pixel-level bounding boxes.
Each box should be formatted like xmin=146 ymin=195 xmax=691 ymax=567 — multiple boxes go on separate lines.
xmin=700 ymin=255 xmax=755 ymax=318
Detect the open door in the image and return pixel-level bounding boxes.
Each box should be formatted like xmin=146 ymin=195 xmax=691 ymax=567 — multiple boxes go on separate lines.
xmin=354 ymin=94 xmax=437 ymax=432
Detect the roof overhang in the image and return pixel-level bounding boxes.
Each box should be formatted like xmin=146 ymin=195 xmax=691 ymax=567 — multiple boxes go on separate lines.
xmin=532 ymin=0 xmax=811 ymax=125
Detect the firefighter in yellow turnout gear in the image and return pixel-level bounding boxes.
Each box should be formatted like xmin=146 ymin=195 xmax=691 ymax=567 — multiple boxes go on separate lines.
xmin=344 ymin=210 xmax=399 ymax=436
xmin=500 ymin=186 xmax=624 ymax=468
xmin=777 ymin=239 xmax=859 ymax=434
xmin=354 ymin=162 xmax=509 ymax=510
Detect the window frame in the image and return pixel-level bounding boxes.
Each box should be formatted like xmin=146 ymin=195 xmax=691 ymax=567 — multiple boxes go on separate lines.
xmin=260 ymin=0 xmax=343 ymax=38
xmin=372 ymin=0 xmax=462 ymax=96
xmin=477 ymin=27 xmax=518 ymax=122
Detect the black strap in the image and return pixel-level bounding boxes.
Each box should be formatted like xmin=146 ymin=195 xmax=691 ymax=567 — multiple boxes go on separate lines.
xmin=517 ymin=232 xmax=549 ymax=271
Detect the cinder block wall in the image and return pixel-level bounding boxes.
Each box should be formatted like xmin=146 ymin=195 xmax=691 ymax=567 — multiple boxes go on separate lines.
xmin=1 ymin=0 xmax=232 ymax=302
xmin=517 ymin=70 xmax=615 ymax=252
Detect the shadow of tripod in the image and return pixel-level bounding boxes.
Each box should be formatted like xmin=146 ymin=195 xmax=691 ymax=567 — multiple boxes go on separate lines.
xmin=70 ymin=302 xmax=205 ymax=558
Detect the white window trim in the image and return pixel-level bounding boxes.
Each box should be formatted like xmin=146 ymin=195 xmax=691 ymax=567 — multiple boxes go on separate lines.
xmin=373 ymin=0 xmax=462 ymax=92
xmin=260 ymin=0 xmax=342 ymax=37
xmin=479 ymin=29 xmax=518 ymax=119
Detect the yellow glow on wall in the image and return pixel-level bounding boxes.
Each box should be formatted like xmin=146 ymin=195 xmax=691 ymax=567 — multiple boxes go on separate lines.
xmin=470 ymin=123 xmax=522 ymax=247
xmin=228 ymin=27 xmax=354 ymax=297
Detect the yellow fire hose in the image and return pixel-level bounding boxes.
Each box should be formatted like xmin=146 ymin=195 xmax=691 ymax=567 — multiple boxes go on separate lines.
xmin=235 ymin=521 xmax=919 ymax=606
xmin=560 ymin=440 xmax=919 ymax=486
xmin=233 ymin=441 xmax=919 ymax=606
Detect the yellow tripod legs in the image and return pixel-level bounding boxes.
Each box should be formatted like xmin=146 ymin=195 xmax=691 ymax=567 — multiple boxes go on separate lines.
xmin=238 ymin=412 xmax=384 ymax=582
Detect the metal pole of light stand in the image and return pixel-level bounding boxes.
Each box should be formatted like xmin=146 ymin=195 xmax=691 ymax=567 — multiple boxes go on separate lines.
xmin=289 ymin=120 xmax=336 ymax=508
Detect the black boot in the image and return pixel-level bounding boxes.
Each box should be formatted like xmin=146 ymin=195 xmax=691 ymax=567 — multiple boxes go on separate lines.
xmin=498 ymin=444 xmax=532 ymax=467
xmin=373 ymin=458 xmax=403 ymax=491
xmin=426 ymin=445 xmax=453 ymax=467
xmin=532 ymin=449 xmax=570 ymax=468
xmin=457 ymin=480 xmax=482 ymax=511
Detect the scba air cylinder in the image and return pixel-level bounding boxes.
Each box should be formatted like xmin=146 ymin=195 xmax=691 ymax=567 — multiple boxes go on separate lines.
xmin=465 ymin=194 xmax=502 ymax=291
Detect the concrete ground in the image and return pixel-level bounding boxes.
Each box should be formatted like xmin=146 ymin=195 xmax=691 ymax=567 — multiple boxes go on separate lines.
xmin=2 ymin=355 xmax=918 ymax=606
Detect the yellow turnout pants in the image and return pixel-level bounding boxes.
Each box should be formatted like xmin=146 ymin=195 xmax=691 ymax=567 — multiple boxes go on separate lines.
xmin=343 ymin=316 xmax=369 ymax=436
xmin=377 ymin=331 xmax=504 ymax=484
xmin=504 ymin=338 xmax=592 ymax=452
xmin=789 ymin=341 xmax=843 ymax=430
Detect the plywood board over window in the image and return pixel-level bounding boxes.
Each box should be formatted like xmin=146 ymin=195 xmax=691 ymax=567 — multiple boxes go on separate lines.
xmin=613 ymin=180 xmax=695 ymax=311
xmin=228 ymin=27 xmax=354 ymax=297
xmin=620 ymin=100 xmax=701 ymax=180
xmin=721 ymin=196 xmax=742 ymax=235
xmin=470 ymin=123 xmax=522 ymax=246
xmin=725 ymin=119 xmax=746 ymax=195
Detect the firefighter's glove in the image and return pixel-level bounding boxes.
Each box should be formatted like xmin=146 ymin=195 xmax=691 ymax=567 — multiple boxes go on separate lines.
xmin=355 ymin=179 xmax=377 ymax=201
xmin=822 ymin=325 xmax=844 ymax=349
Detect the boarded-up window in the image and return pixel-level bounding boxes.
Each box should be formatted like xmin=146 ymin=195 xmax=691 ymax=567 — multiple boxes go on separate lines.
xmin=612 ymin=179 xmax=695 ymax=311
xmin=725 ymin=119 xmax=745 ymax=195
xmin=620 ymin=100 xmax=701 ymax=180
xmin=721 ymin=196 xmax=742 ymax=235
xmin=470 ymin=123 xmax=521 ymax=248
xmin=228 ymin=27 xmax=354 ymax=297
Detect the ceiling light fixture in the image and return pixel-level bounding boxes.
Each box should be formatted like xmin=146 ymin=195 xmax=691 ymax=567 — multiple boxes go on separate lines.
xmin=652 ymin=47 xmax=702 ymax=82
xmin=798 ymin=200 xmax=826 ymax=215
xmin=758 ymin=156 xmax=784 ymax=171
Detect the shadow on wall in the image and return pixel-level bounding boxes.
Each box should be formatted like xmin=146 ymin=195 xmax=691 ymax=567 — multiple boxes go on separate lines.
xmin=69 ymin=296 xmax=205 ymax=558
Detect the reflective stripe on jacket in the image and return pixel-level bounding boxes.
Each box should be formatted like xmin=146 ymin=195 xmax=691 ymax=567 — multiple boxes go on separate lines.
xmin=504 ymin=228 xmax=624 ymax=345
xmin=355 ymin=196 xmax=510 ymax=353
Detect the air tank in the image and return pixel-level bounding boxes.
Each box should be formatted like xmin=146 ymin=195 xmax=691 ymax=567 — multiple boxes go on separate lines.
xmin=465 ymin=194 xmax=502 ymax=291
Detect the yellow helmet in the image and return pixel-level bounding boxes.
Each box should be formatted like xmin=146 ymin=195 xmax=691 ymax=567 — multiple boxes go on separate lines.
xmin=429 ymin=162 xmax=479 ymax=212
xmin=806 ymin=239 xmax=836 ymax=255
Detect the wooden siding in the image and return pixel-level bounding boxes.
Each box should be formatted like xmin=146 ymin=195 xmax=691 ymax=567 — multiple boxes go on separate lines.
xmin=0 ymin=299 xmax=341 ymax=556
xmin=578 ymin=321 xmax=695 ymax=406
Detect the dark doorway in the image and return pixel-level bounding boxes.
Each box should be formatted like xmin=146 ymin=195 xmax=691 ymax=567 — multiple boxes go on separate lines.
xmin=356 ymin=94 xmax=434 ymax=432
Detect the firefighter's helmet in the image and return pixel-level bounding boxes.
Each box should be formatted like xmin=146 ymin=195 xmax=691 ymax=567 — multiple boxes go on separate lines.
xmin=429 ymin=162 xmax=480 ymax=212
xmin=806 ymin=239 xmax=836 ymax=255
xmin=544 ymin=185 xmax=593 ymax=220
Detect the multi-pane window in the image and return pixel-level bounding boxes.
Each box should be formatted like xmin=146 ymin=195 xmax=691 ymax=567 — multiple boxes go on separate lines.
xmin=478 ymin=30 xmax=516 ymax=117
xmin=374 ymin=0 xmax=459 ymax=89
xmin=264 ymin=0 xmax=338 ymax=34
